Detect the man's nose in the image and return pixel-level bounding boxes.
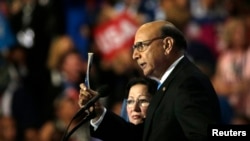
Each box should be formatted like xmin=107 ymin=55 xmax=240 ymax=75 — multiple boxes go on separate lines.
xmin=132 ymin=50 xmax=140 ymax=60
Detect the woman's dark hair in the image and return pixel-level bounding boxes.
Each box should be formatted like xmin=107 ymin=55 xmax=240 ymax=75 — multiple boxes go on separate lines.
xmin=124 ymin=77 xmax=158 ymax=98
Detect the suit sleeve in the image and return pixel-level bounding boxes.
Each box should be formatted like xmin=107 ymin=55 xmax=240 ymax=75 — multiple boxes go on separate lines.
xmin=90 ymin=110 xmax=144 ymax=141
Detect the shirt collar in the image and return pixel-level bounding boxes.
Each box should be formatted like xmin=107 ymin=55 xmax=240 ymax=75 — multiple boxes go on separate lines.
xmin=158 ymin=55 xmax=184 ymax=84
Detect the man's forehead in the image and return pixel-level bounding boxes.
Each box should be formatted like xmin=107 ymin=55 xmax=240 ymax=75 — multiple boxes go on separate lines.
xmin=134 ymin=30 xmax=157 ymax=42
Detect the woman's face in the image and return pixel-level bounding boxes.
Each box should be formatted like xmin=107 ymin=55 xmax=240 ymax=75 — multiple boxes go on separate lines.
xmin=126 ymin=84 xmax=151 ymax=125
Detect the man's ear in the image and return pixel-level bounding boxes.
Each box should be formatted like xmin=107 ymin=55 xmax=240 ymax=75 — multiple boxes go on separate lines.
xmin=163 ymin=37 xmax=174 ymax=54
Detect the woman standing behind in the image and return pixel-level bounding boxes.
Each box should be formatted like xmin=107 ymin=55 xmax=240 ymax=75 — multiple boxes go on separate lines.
xmin=79 ymin=76 xmax=158 ymax=141
xmin=124 ymin=77 xmax=158 ymax=125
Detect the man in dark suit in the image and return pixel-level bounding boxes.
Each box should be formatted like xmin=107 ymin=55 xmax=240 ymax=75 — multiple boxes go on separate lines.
xmin=78 ymin=20 xmax=221 ymax=141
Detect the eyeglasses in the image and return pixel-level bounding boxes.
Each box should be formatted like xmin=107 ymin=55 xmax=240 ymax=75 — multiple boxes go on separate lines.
xmin=126 ymin=97 xmax=150 ymax=108
xmin=132 ymin=36 xmax=165 ymax=52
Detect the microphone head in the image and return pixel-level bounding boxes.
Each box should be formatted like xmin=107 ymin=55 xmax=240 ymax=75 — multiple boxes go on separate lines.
xmin=97 ymin=85 xmax=111 ymax=97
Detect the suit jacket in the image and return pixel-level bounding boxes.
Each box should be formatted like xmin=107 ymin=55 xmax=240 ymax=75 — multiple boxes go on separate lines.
xmin=91 ymin=56 xmax=221 ymax=141
xmin=143 ymin=56 xmax=221 ymax=141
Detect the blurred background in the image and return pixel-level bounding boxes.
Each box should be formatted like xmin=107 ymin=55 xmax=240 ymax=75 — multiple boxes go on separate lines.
xmin=1 ymin=0 xmax=250 ymax=141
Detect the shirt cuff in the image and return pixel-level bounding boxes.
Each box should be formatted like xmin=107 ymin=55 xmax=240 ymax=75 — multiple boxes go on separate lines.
xmin=90 ymin=107 xmax=107 ymax=131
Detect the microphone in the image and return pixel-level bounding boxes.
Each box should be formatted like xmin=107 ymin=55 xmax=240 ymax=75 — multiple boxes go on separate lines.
xmin=73 ymin=85 xmax=110 ymax=119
